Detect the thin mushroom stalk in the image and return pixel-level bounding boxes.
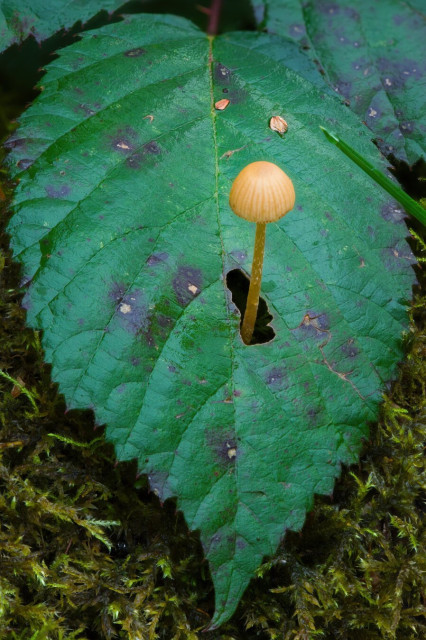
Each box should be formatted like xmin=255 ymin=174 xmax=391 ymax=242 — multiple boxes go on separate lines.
xmin=229 ymin=161 xmax=295 ymax=345
xmin=241 ymin=221 xmax=266 ymax=344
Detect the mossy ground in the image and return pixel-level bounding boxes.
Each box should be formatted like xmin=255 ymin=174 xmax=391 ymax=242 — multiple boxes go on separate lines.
xmin=1 ymin=32 xmax=425 ymax=640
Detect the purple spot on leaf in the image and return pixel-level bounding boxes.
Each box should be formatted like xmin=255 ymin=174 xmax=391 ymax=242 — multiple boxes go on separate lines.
xmin=75 ymin=103 xmax=96 ymax=117
xmin=108 ymin=281 xmax=127 ymax=304
xmin=144 ymin=140 xmax=161 ymax=155
xmin=292 ymin=312 xmax=330 ymax=342
xmin=126 ymin=140 xmax=161 ymax=169
xmin=214 ymin=63 xmax=232 ymax=84
xmin=109 ymin=126 xmax=138 ymax=154
xmin=116 ymin=289 xmax=148 ymax=335
xmin=147 ymin=470 xmax=170 ymax=502
xmin=341 ymin=339 xmax=359 ymax=358
xmin=45 ymin=184 xmax=71 ymax=199
xmin=205 ymin=427 xmax=238 ymax=467
xmin=16 ymin=158 xmax=33 ymax=170
xmin=377 ymin=57 xmax=424 ymax=91
xmin=172 ymin=266 xmax=203 ymax=306
xmin=147 ymin=252 xmax=169 ymax=266
xmin=265 ymin=367 xmax=287 ymax=389
xmin=381 ymin=201 xmax=406 ymax=224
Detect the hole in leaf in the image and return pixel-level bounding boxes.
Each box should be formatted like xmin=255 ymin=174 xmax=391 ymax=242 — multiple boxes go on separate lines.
xmin=388 ymin=156 xmax=426 ymax=201
xmin=226 ymin=269 xmax=275 ymax=345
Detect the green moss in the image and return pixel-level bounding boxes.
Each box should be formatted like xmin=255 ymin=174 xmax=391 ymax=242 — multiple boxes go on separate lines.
xmin=1 ymin=126 xmax=425 ymax=640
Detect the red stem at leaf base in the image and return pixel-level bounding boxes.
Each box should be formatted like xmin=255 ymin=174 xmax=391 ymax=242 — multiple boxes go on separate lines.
xmin=207 ymin=0 xmax=223 ymax=35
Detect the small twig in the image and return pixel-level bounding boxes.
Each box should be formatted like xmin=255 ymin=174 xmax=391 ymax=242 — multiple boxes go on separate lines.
xmin=196 ymin=4 xmax=211 ymax=15
xmin=0 ymin=369 xmax=39 ymax=413
xmin=207 ymin=0 xmax=223 ymax=35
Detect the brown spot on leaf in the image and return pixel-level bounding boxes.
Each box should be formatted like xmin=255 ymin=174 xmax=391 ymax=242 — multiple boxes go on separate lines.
xmin=220 ymin=145 xmax=247 ymax=160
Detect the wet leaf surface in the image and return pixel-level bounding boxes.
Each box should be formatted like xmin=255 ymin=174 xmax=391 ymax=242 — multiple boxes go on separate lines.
xmin=5 ymin=13 xmax=416 ymax=628
xmin=253 ymin=0 xmax=426 ymax=163
xmin=0 ymin=0 xmax=126 ymax=52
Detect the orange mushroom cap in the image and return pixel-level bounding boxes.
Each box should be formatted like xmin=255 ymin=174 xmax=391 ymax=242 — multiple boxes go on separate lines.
xmin=229 ymin=161 xmax=295 ymax=223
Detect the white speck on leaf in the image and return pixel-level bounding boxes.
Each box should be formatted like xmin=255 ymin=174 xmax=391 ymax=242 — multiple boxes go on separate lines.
xmin=119 ymin=303 xmax=132 ymax=314
xmin=116 ymin=141 xmax=131 ymax=150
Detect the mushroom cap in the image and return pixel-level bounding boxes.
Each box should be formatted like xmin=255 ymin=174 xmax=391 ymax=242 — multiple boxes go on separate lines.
xmin=229 ymin=161 xmax=295 ymax=223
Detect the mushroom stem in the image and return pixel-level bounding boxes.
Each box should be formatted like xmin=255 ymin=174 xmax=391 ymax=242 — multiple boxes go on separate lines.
xmin=241 ymin=222 xmax=266 ymax=345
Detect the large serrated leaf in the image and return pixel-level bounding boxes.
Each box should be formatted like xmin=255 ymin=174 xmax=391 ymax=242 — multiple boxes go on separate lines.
xmin=253 ymin=0 xmax=426 ymax=163
xmin=0 ymin=0 xmax=126 ymax=52
xmin=5 ymin=13 xmax=416 ymax=628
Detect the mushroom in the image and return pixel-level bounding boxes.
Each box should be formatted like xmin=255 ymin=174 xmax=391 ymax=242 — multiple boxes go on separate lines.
xmin=229 ymin=161 xmax=295 ymax=345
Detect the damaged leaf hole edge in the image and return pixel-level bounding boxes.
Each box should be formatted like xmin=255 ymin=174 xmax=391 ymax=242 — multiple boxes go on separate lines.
xmin=228 ymin=161 xmax=296 ymax=345
xmin=226 ymin=269 xmax=275 ymax=345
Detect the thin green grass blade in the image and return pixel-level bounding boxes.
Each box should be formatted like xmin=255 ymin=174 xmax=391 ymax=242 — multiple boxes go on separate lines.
xmin=320 ymin=127 xmax=426 ymax=227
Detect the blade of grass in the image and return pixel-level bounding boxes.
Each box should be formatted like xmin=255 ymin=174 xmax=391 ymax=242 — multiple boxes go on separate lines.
xmin=0 ymin=369 xmax=39 ymax=413
xmin=320 ymin=126 xmax=426 ymax=227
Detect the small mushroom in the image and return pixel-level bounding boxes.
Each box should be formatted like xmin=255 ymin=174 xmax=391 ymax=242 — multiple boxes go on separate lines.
xmin=229 ymin=161 xmax=295 ymax=345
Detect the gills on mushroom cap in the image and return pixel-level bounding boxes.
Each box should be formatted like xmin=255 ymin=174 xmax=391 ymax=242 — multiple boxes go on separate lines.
xmin=229 ymin=161 xmax=295 ymax=223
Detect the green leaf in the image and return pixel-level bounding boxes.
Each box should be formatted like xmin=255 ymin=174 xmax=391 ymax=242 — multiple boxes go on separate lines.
xmin=0 ymin=0 xmax=126 ymax=52
xmin=253 ymin=0 xmax=426 ymax=163
xmin=5 ymin=14 xmax=416 ymax=628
